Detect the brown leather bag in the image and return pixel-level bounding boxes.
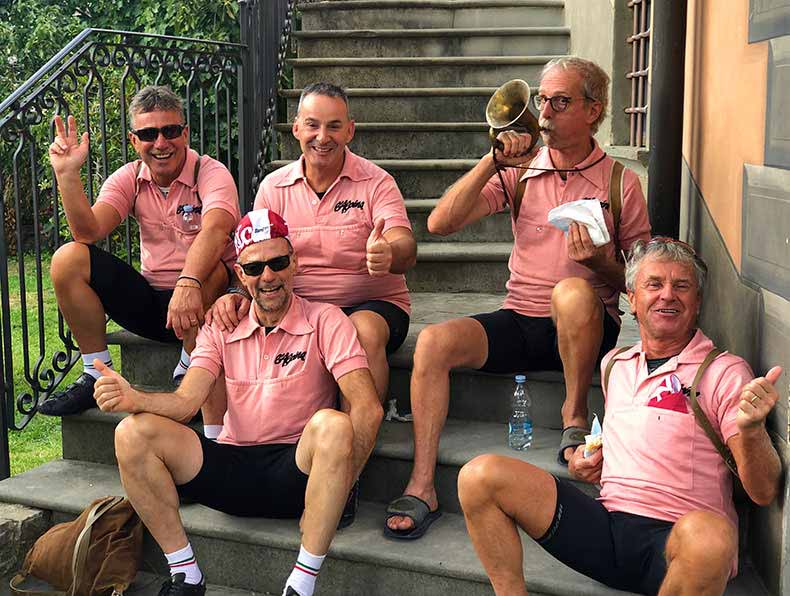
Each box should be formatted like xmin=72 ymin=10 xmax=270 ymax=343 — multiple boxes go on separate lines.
xmin=9 ymin=496 xmax=143 ymax=596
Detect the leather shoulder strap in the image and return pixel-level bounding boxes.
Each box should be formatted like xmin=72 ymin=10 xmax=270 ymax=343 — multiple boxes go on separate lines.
xmin=603 ymin=346 xmax=631 ymax=396
xmin=688 ymin=348 xmax=739 ymax=477
xmin=192 ymin=155 xmax=202 ymax=204
xmin=69 ymin=496 xmax=123 ymax=596
xmin=511 ymin=158 xmax=535 ymax=222
xmin=131 ymin=160 xmax=143 ymax=213
xmin=609 ymin=160 xmax=625 ymax=260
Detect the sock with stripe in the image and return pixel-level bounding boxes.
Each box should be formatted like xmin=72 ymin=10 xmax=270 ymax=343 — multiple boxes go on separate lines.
xmin=283 ymin=545 xmax=325 ymax=596
xmin=164 ymin=543 xmax=203 ymax=585
xmin=172 ymin=347 xmax=190 ymax=381
xmin=82 ymin=350 xmax=113 ymax=380
xmin=203 ymin=425 xmax=223 ymax=440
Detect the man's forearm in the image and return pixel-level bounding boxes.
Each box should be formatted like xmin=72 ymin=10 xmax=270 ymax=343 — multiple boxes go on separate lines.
xmin=134 ymin=388 xmax=205 ymax=424
xmin=736 ymin=427 xmax=782 ymax=505
xmin=180 ymin=225 xmax=231 ymax=283
xmin=56 ymin=170 xmax=103 ymax=242
xmin=388 ymin=235 xmax=417 ymax=274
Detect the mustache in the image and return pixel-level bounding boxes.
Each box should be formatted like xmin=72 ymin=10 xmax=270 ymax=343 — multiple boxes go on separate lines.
xmin=539 ymin=119 xmax=554 ymax=132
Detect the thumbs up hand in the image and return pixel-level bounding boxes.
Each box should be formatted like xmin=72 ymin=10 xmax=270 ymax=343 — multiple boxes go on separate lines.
xmin=737 ymin=366 xmax=783 ymax=431
xmin=93 ymin=359 xmax=141 ymax=414
xmin=366 ymin=219 xmax=392 ymax=277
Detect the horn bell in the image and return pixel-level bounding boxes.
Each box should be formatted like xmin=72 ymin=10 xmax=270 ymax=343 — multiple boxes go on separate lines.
xmin=486 ymin=79 xmax=540 ymax=153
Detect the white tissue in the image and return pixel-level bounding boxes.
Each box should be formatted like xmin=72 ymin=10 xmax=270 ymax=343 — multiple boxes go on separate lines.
xmin=547 ymin=199 xmax=611 ymax=247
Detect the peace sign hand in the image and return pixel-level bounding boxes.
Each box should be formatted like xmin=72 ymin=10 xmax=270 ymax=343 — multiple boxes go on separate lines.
xmin=48 ymin=115 xmax=89 ymax=176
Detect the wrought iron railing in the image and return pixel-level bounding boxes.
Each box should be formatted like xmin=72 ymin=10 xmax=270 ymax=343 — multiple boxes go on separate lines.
xmin=0 ymin=0 xmax=300 ymax=477
xmin=625 ymin=0 xmax=651 ymax=148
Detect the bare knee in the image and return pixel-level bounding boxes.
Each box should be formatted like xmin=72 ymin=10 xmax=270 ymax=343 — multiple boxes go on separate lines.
xmin=668 ymin=511 xmax=737 ymax=570
xmin=413 ymin=322 xmax=464 ymax=372
xmin=50 ymin=242 xmax=91 ymax=287
xmin=551 ymin=277 xmax=601 ymax=323
xmin=458 ymin=454 xmax=511 ymax=512
xmin=114 ymin=413 xmax=162 ymax=462
xmin=306 ymin=409 xmax=353 ymax=457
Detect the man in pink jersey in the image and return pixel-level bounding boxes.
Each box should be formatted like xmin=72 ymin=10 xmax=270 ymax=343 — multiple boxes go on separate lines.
xmin=386 ymin=57 xmax=651 ymax=539
xmin=41 ymin=86 xmax=240 ymax=423
xmin=457 ymin=238 xmax=782 ymax=595
xmin=94 ymin=209 xmax=383 ymax=596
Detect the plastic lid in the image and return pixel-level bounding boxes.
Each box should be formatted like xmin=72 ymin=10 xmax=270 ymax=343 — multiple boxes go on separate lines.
xmin=515 ymin=374 xmax=526 ymax=383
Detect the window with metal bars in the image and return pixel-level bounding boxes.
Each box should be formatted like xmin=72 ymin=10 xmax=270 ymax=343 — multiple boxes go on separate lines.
xmin=626 ymin=0 xmax=651 ymax=148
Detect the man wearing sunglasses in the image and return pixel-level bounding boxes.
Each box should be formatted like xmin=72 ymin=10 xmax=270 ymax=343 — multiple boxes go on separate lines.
xmin=386 ymin=57 xmax=651 ymax=539
xmin=458 ymin=238 xmax=783 ymax=595
xmin=42 ymin=85 xmax=240 ymax=424
xmin=94 ymin=209 xmax=382 ymax=596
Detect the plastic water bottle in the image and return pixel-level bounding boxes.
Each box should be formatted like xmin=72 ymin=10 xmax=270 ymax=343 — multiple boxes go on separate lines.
xmin=508 ymin=374 xmax=532 ymax=450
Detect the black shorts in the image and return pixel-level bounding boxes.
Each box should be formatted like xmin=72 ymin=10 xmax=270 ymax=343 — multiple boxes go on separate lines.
xmin=341 ymin=300 xmax=410 ymax=354
xmin=470 ymin=307 xmax=619 ymax=373
xmin=537 ymin=477 xmax=673 ymax=595
xmin=176 ymin=430 xmax=309 ymax=518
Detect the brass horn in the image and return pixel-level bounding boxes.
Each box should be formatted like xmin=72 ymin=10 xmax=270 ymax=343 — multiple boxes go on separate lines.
xmin=485 ymin=79 xmax=540 ymax=153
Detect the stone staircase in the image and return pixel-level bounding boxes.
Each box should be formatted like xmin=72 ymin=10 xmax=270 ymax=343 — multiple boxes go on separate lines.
xmin=0 ymin=1 xmax=772 ymax=594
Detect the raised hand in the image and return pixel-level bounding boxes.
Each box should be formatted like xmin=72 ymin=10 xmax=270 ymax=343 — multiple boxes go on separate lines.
xmin=366 ymin=219 xmax=392 ymax=277
xmin=93 ymin=360 xmax=141 ymax=414
xmin=490 ymin=130 xmax=538 ymax=167
xmin=166 ymin=285 xmax=204 ymax=340
xmin=737 ymin=367 xmax=783 ymax=431
xmin=48 ymin=115 xmax=89 ymax=176
xmin=568 ymin=444 xmax=603 ymax=484
xmin=566 ymin=221 xmax=609 ymax=270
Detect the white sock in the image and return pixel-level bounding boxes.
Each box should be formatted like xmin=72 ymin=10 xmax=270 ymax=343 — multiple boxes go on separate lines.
xmin=283 ymin=545 xmax=325 ymax=596
xmin=203 ymin=425 xmax=223 ymax=440
xmin=82 ymin=350 xmax=112 ymax=380
xmin=172 ymin=348 xmax=190 ymax=380
xmin=165 ymin=543 xmax=203 ymax=585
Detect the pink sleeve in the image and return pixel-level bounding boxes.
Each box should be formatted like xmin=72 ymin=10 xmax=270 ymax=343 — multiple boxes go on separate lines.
xmin=197 ymin=158 xmax=241 ymax=223
xmin=479 ymin=167 xmax=520 ymax=215
xmin=189 ymin=323 xmax=224 ymax=379
xmin=96 ymin=162 xmax=138 ymax=221
xmin=708 ymin=358 xmax=755 ymax=442
xmin=370 ymin=175 xmax=411 ymax=232
xmin=617 ymin=169 xmax=651 ymax=251
xmin=317 ymin=306 xmax=369 ymax=379
xmin=253 ymin=174 xmax=279 ymax=212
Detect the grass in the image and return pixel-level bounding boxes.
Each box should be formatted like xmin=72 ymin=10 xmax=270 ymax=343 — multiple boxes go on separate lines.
xmin=5 ymin=255 xmax=122 ymax=476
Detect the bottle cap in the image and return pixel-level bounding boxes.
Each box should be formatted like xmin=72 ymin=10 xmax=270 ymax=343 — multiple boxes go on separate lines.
xmin=515 ymin=374 xmax=526 ymax=383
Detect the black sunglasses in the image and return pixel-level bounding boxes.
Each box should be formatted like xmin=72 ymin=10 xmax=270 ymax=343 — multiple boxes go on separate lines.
xmin=130 ymin=124 xmax=185 ymax=142
xmin=239 ymin=255 xmax=291 ymax=276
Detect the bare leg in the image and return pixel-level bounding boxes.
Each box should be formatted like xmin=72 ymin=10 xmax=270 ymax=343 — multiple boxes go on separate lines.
xmin=458 ymin=455 xmax=559 ymax=596
xmin=387 ymin=318 xmax=488 ymax=532
xmin=347 ymin=310 xmax=390 ymax=401
xmin=660 ymin=511 xmax=736 ymax=596
xmin=114 ymin=413 xmax=204 ymax=553
xmin=295 ymin=409 xmax=355 ymax=555
xmin=50 ymin=242 xmax=108 ymax=353
xmin=551 ymin=278 xmax=604 ymax=460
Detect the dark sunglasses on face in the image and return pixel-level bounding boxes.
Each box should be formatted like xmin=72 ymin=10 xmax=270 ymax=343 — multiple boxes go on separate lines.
xmin=130 ymin=124 xmax=185 ymax=142
xmin=239 ymin=255 xmax=291 ymax=276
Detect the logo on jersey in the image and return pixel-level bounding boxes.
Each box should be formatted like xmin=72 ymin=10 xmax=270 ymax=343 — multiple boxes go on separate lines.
xmin=334 ymin=199 xmax=365 ymax=214
xmin=274 ymin=350 xmax=307 ymax=367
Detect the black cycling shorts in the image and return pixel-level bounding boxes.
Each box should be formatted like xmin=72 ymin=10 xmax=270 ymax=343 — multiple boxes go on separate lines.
xmin=176 ymin=430 xmax=309 ymax=518
xmin=537 ymin=476 xmax=673 ymax=595
xmin=341 ymin=299 xmax=410 ymax=354
xmin=470 ymin=307 xmax=619 ymax=374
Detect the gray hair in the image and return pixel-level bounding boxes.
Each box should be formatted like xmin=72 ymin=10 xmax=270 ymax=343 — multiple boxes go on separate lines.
xmin=540 ymin=56 xmax=609 ymax=133
xmin=128 ymin=86 xmax=184 ymax=127
xmin=625 ymin=238 xmax=708 ymax=294
xmin=296 ymin=82 xmax=349 ymax=117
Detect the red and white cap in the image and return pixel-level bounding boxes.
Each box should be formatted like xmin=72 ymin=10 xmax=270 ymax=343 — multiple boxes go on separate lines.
xmin=234 ymin=209 xmax=290 ymax=257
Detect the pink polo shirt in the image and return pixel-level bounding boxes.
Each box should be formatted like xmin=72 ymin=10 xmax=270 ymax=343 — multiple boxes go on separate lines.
xmin=255 ymin=148 xmax=412 ymax=314
xmin=190 ymin=294 xmax=368 ymax=446
xmin=599 ymin=329 xmax=752 ymax=536
xmin=97 ymin=148 xmax=240 ymax=289
xmin=480 ymin=141 xmax=650 ymax=323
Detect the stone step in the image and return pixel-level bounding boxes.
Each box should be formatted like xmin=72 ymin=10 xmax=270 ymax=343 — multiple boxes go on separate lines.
xmin=295 ymin=27 xmax=569 ymax=58
xmin=0 ymin=461 xmax=768 ymax=596
xmin=300 ymin=0 xmax=566 ymax=31
xmin=290 ymin=55 xmax=558 ymax=88
xmin=283 ymin=87 xmax=498 ymax=122
xmin=267 ymin=158 xmax=476 ymax=198
xmin=278 ymin=122 xmax=493 ymax=160
xmin=405 ymin=198 xmax=514 ymax=243
xmin=407 ymin=242 xmax=511 ymax=292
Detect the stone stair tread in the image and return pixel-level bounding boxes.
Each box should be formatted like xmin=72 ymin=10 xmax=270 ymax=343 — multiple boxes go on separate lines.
xmin=281 ymin=87 xmax=499 ymax=97
xmin=417 ymin=242 xmax=513 ymax=259
xmin=299 ymin=0 xmax=566 ymax=9
xmin=295 ymin=26 xmax=570 ymax=38
xmin=276 ymin=122 xmax=488 ymax=131
xmin=0 ymin=460 xmax=767 ymax=596
xmin=290 ymin=55 xmax=561 ymax=66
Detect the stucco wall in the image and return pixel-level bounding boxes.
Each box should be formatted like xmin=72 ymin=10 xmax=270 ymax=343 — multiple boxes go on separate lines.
xmin=683 ymin=0 xmax=768 ymax=269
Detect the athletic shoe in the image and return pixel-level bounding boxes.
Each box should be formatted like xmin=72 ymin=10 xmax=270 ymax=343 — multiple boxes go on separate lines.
xmin=37 ymin=373 xmax=97 ymax=416
xmin=338 ymin=479 xmax=359 ymax=530
xmin=284 ymin=587 xmax=302 ymax=596
xmin=158 ymin=573 xmax=206 ymax=596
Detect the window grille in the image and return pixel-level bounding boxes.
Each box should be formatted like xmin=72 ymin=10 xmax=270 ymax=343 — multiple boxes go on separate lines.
xmin=626 ymin=0 xmax=651 ymax=147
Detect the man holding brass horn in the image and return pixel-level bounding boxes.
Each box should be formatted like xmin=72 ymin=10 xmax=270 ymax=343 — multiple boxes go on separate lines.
xmin=385 ymin=57 xmax=650 ymax=539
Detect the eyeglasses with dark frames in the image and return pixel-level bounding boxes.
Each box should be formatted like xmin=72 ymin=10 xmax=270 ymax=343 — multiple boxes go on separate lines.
xmin=532 ymin=94 xmax=590 ymax=112
xmin=238 ymin=255 xmax=291 ymax=276
xmin=130 ymin=124 xmax=186 ymax=142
